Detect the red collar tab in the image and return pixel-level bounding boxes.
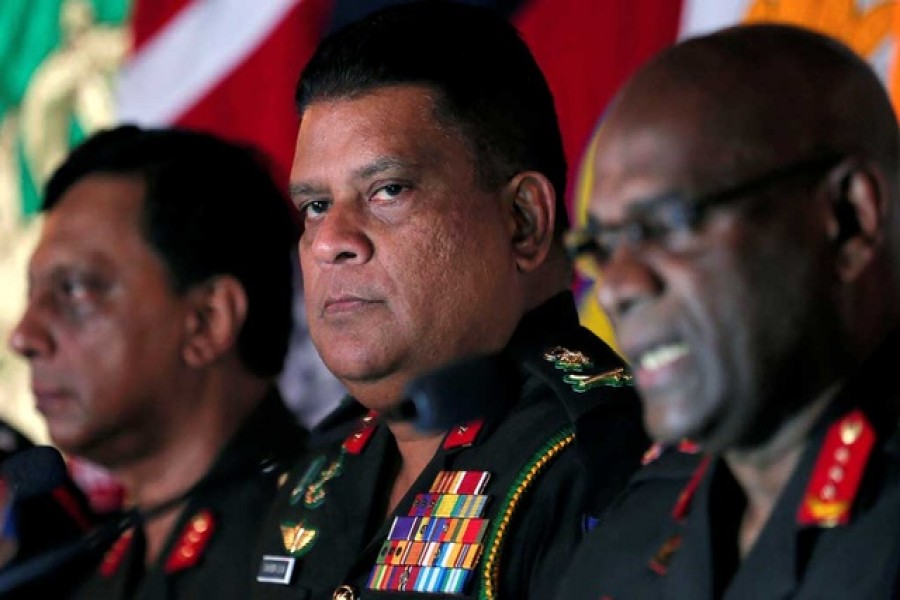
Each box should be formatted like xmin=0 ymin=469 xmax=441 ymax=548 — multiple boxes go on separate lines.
xmin=442 ymin=420 xmax=484 ymax=450
xmin=648 ymin=533 xmax=683 ymax=576
xmin=641 ymin=438 xmax=701 ymax=465
xmin=342 ymin=411 xmax=378 ymax=455
xmin=641 ymin=443 xmax=664 ymax=465
xmin=677 ymin=439 xmax=700 ymax=454
xmin=797 ymin=409 xmax=876 ymax=527
xmin=165 ymin=509 xmax=216 ymax=573
xmin=99 ymin=529 xmax=134 ymax=578
xmin=672 ymin=456 xmax=711 ymax=521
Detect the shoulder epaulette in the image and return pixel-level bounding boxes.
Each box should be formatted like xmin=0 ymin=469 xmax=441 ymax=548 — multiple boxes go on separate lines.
xmin=541 ymin=345 xmax=634 ymax=393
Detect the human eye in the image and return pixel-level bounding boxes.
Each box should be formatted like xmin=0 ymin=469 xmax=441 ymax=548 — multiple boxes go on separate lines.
xmin=51 ymin=269 xmax=104 ymax=302
xmin=51 ymin=271 xmax=108 ymax=321
xmin=59 ymin=275 xmax=90 ymax=301
xmin=297 ymin=199 xmax=331 ymax=221
xmin=370 ymin=183 xmax=409 ymax=203
xmin=635 ymin=196 xmax=696 ymax=250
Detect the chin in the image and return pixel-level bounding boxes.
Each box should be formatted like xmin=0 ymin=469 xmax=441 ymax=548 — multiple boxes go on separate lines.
xmin=327 ymin=358 xmax=393 ymax=386
xmin=319 ymin=334 xmax=395 ymax=374
xmin=642 ymin=394 xmax=690 ymax=441
xmin=48 ymin=432 xmax=87 ymax=459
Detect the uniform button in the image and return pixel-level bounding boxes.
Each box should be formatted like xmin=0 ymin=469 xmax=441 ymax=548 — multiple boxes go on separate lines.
xmin=333 ymin=584 xmax=356 ymax=600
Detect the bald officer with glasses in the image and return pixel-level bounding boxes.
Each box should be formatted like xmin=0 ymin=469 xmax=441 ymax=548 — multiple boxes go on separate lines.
xmin=558 ymin=24 xmax=900 ymax=599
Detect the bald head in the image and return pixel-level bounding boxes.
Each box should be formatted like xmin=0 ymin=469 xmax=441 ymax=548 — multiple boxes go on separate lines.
xmin=607 ymin=25 xmax=897 ymax=188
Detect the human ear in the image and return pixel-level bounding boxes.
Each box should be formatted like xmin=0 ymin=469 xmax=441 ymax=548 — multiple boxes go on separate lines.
xmin=825 ymin=162 xmax=885 ymax=282
xmin=505 ymin=171 xmax=555 ymax=273
xmin=182 ymin=275 xmax=249 ymax=368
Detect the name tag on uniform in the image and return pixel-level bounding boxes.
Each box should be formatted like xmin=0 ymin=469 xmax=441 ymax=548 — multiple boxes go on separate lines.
xmin=257 ymin=555 xmax=296 ymax=585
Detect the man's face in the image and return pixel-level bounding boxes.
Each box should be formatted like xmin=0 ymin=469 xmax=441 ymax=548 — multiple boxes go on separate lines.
xmin=9 ymin=175 xmax=192 ymax=464
xmin=292 ymin=86 xmax=522 ymax=408
xmin=589 ymin=115 xmax=838 ymax=452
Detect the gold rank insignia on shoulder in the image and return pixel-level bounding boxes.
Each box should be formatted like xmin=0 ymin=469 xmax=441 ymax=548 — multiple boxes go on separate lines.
xmin=543 ymin=346 xmax=593 ymax=372
xmin=280 ymin=520 xmax=318 ymax=557
xmin=563 ymin=367 xmax=634 ymax=393
xmin=543 ymin=346 xmax=634 ymax=392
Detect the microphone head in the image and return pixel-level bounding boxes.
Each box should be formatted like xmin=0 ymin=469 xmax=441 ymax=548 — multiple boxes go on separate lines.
xmin=1 ymin=446 xmax=98 ymax=562
xmin=400 ymin=353 xmax=517 ymax=431
xmin=1 ymin=447 xmax=69 ymax=499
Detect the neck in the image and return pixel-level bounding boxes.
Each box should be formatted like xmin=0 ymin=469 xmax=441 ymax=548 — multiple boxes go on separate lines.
xmin=384 ymin=420 xmax=443 ymax=516
xmin=113 ymin=373 xmax=270 ymax=564
xmin=724 ymin=386 xmax=836 ymax=558
xmin=522 ymin=260 xmax=568 ymax=315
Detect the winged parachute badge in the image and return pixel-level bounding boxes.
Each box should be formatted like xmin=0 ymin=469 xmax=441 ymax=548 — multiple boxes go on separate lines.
xmin=280 ymin=521 xmax=319 ymax=557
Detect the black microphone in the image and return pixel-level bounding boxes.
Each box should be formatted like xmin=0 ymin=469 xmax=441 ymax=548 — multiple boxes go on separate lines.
xmin=0 ymin=447 xmax=136 ymax=596
xmin=1 ymin=446 xmax=97 ymax=559
xmin=0 ymin=442 xmax=265 ymax=596
xmin=0 ymin=511 xmax=136 ymax=596
xmin=387 ymin=353 xmax=518 ymax=431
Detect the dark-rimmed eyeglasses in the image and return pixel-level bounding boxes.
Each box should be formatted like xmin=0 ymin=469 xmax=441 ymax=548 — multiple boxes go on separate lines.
xmin=564 ymin=154 xmax=843 ymax=281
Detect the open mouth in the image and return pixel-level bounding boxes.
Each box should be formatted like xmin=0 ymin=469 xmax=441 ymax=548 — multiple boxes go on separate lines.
xmin=635 ymin=342 xmax=690 ymax=372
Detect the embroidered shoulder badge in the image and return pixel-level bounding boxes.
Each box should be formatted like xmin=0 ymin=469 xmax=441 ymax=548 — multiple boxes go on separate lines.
xmin=543 ymin=346 xmax=593 ymax=371
xmin=543 ymin=347 xmax=633 ymax=393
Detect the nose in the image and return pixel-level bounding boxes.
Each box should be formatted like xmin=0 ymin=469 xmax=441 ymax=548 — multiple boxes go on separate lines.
xmin=595 ymin=243 xmax=662 ymax=322
xmin=306 ymin=201 xmax=374 ymax=266
xmin=7 ymin=299 xmax=54 ymax=361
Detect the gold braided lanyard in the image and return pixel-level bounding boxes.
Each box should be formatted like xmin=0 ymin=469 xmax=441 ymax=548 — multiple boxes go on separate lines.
xmin=478 ymin=426 xmax=576 ymax=600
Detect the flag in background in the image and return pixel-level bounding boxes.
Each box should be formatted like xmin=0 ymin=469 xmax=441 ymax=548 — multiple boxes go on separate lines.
xmin=1 ymin=0 xmax=899 ymax=444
